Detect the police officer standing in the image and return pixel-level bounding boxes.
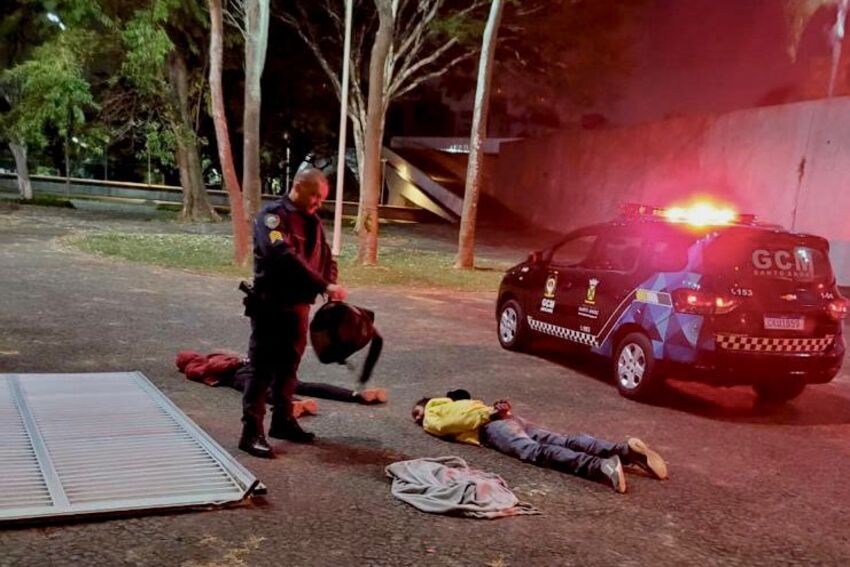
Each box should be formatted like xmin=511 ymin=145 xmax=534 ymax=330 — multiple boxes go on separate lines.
xmin=239 ymin=168 xmax=347 ymax=458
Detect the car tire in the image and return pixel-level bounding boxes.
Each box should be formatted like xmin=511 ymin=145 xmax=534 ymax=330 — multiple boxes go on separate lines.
xmin=613 ymin=332 xmax=662 ymax=400
xmin=753 ymin=379 xmax=806 ymax=404
xmin=497 ymin=299 xmax=530 ymax=351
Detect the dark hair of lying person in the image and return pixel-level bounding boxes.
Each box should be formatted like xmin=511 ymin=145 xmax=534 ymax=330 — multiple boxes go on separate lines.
xmin=446 ymin=389 xmax=471 ymax=401
xmin=411 ymin=397 xmax=432 ymax=424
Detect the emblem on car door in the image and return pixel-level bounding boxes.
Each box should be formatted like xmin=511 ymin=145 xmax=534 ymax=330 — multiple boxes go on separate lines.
xmin=585 ymin=278 xmax=599 ymax=304
xmin=540 ymin=272 xmax=558 ymax=314
xmin=544 ymin=273 xmax=557 ymax=298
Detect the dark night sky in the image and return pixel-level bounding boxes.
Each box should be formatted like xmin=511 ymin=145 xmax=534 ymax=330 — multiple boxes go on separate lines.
xmin=608 ymin=0 xmax=847 ymax=125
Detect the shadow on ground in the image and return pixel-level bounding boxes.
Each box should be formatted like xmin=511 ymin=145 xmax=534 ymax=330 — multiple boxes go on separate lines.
xmin=532 ymin=344 xmax=850 ymax=427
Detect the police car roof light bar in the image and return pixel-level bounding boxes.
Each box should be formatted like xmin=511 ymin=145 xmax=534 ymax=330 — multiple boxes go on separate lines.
xmin=619 ymin=202 xmax=757 ymax=227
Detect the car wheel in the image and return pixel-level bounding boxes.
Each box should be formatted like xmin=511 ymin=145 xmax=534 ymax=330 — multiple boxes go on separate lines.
xmin=497 ymin=299 xmax=530 ymax=351
xmin=753 ymin=379 xmax=806 ymax=404
xmin=613 ymin=332 xmax=662 ymax=400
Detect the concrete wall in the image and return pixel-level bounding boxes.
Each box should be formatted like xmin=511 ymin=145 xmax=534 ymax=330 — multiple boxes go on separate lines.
xmin=491 ymin=97 xmax=850 ymax=285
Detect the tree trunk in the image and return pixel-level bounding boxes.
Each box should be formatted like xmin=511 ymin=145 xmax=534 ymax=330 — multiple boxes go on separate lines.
xmin=9 ymin=141 xmax=32 ymax=200
xmin=351 ymin=117 xmax=366 ymax=231
xmin=242 ymin=0 xmax=270 ymax=221
xmin=456 ymin=0 xmax=504 ymax=269
xmin=174 ymin=138 xmax=195 ymax=213
xmin=64 ymin=135 xmax=70 ymax=197
xmin=209 ymin=0 xmax=250 ymax=266
xmin=167 ymin=51 xmax=219 ymax=222
xmin=357 ymin=0 xmax=394 ymax=265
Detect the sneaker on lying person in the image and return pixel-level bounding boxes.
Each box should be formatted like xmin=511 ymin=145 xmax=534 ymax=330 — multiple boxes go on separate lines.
xmin=292 ymin=399 xmax=318 ymax=418
xmin=356 ymin=388 xmax=388 ymax=404
xmin=599 ymin=455 xmax=627 ymax=494
xmin=625 ymin=437 xmax=668 ymax=480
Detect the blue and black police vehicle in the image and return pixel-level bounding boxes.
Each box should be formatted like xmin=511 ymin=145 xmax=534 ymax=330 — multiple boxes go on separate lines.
xmin=496 ymin=203 xmax=847 ymax=402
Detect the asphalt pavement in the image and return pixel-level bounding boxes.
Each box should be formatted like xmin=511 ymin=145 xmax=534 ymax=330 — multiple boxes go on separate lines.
xmin=1 ymin=204 xmax=850 ymax=567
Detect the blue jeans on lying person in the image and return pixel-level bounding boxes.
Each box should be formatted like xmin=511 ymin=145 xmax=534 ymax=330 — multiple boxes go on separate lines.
xmin=480 ymin=416 xmax=628 ymax=479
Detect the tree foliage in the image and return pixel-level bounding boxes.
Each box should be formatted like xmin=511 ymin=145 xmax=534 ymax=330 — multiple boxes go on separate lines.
xmin=275 ymin=0 xmax=487 ymax=184
xmin=277 ymin=0 xmax=487 ymax=264
xmin=95 ymin=0 xmax=219 ymax=219
xmin=0 ymin=31 xmax=96 ymax=148
xmin=445 ymin=0 xmax=649 ymax=133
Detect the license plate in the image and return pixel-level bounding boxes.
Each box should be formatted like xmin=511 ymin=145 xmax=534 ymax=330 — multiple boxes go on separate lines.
xmin=763 ymin=316 xmax=805 ymax=331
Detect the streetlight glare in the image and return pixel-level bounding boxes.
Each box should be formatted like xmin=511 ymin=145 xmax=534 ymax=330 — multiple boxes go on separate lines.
xmin=47 ymin=12 xmax=66 ymax=30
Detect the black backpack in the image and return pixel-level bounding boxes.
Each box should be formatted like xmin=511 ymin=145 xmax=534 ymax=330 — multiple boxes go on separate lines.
xmin=309 ymin=301 xmax=383 ymax=384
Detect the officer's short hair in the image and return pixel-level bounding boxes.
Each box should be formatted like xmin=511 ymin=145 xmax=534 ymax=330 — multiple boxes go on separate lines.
xmin=293 ymin=168 xmax=328 ymax=192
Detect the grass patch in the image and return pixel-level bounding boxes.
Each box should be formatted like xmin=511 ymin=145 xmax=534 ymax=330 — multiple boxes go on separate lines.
xmin=67 ymin=233 xmax=250 ymax=277
xmin=338 ymin=243 xmax=508 ymax=290
xmin=65 ymin=231 xmax=511 ymax=291
xmin=155 ymin=203 xmax=183 ymax=212
xmin=14 ymin=194 xmax=75 ymax=208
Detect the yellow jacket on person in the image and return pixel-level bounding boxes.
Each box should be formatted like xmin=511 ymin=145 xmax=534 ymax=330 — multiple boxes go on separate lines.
xmin=423 ymin=397 xmax=494 ymax=446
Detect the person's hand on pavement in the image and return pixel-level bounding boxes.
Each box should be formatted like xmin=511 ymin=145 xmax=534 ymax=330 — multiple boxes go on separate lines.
xmin=492 ymin=399 xmax=512 ymax=419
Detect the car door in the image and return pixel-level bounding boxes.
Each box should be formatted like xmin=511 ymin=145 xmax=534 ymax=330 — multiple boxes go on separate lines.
xmin=530 ymin=228 xmax=601 ymax=346
xmin=558 ymin=230 xmax=646 ymax=342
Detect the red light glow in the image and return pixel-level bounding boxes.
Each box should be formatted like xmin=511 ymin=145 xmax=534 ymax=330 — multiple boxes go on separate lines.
xmin=662 ymin=202 xmax=737 ymax=227
xmin=827 ymin=298 xmax=848 ymax=320
xmin=672 ymin=289 xmax=738 ymax=315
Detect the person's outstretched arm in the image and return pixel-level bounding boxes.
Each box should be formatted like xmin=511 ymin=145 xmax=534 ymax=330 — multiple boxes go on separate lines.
xmin=296 ymin=381 xmax=356 ymax=402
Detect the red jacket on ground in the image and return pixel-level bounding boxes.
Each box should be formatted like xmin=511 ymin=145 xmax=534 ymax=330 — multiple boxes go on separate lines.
xmin=175 ymin=351 xmax=245 ymax=387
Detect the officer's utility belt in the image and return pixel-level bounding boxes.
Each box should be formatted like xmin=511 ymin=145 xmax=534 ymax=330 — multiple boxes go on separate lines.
xmin=240 ymin=281 xmax=314 ymax=317
xmin=238 ymin=281 xmax=291 ymax=317
xmin=238 ymin=281 xmax=259 ymax=317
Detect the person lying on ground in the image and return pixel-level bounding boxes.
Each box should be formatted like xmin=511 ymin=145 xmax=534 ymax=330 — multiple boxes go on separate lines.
xmin=411 ymin=390 xmax=667 ymax=494
xmin=289 ymin=381 xmax=388 ymax=418
xmin=295 ymin=380 xmax=387 ymax=405
xmin=176 ymin=350 xmax=387 ymax=419
xmin=231 ymin=364 xmax=387 ymax=411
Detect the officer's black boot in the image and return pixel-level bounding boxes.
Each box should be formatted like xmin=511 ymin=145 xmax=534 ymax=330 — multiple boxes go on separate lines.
xmin=239 ymin=422 xmax=275 ymax=459
xmin=268 ymin=410 xmax=315 ymax=443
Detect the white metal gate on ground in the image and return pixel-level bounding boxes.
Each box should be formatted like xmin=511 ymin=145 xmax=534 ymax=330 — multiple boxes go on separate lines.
xmin=0 ymin=372 xmax=258 ymax=523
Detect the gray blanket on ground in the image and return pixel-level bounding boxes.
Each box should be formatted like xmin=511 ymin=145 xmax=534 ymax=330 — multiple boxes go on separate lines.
xmin=385 ymin=456 xmax=540 ymax=519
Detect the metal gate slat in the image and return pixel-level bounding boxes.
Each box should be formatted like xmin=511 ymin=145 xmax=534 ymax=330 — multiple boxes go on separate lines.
xmin=46 ymin=434 xmax=197 ymax=448
xmin=54 ymin=452 xmax=216 ymax=469
xmin=48 ymin=446 xmax=210 ymax=465
xmin=50 ymin=440 xmax=205 ymax=454
xmin=69 ymin=485 xmax=241 ymax=503
xmin=0 ymin=372 xmax=258 ymax=523
xmin=59 ymin=461 xmax=226 ymax=481
xmin=5 ymin=376 xmax=68 ymax=510
xmin=49 ymin=453 xmax=214 ymax=470
xmin=66 ymin=477 xmax=237 ymax=495
xmin=63 ymin=465 xmax=230 ymax=481
xmin=65 ymin=476 xmax=235 ymax=493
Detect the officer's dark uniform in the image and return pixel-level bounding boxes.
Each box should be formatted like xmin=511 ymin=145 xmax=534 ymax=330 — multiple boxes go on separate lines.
xmin=240 ymin=195 xmax=337 ymax=451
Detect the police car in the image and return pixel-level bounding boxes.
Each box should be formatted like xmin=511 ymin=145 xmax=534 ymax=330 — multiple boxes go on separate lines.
xmin=496 ymin=203 xmax=847 ymax=403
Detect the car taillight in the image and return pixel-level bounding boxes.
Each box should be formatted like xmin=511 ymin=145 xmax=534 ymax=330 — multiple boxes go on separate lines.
xmin=672 ymin=289 xmax=738 ymax=315
xmin=827 ymin=298 xmax=848 ymax=320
